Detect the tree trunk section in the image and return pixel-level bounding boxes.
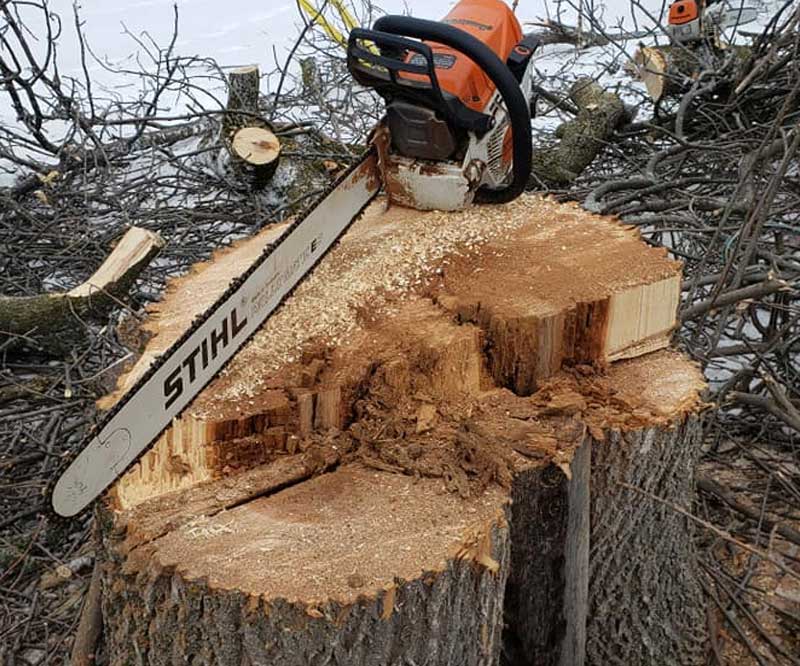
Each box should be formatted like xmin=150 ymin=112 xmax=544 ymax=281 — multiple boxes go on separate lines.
xmin=230 ymin=126 xmax=281 ymax=187
xmin=632 ymin=45 xmax=751 ymax=103
xmin=587 ymin=415 xmax=708 ymax=664
xmin=221 ymin=65 xmax=262 ymax=140
xmin=93 ymin=195 xmax=707 ymax=665
xmin=220 ymin=65 xmax=279 ymax=189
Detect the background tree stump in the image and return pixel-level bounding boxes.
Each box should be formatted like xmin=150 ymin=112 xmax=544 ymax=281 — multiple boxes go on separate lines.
xmin=219 ymin=65 xmax=280 ymax=189
xmin=94 ymin=196 xmax=707 ymax=665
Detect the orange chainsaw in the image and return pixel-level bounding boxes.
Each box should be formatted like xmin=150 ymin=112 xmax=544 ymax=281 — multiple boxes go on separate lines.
xmin=667 ymin=0 xmax=757 ymax=43
xmin=347 ymin=0 xmax=540 ymax=210
xmin=49 ymin=0 xmax=544 ymax=518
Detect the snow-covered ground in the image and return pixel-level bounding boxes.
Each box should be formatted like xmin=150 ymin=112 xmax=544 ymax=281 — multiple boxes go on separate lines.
xmin=0 ymin=0 xmax=769 ymax=186
xmin=24 ymin=0 xmax=645 ymax=82
xmin=0 ymin=0 xmax=661 ymax=123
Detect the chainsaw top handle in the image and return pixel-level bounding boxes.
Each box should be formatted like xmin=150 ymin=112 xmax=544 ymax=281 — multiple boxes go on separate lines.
xmin=347 ymin=28 xmax=495 ymax=136
xmin=348 ymin=15 xmax=532 ymax=205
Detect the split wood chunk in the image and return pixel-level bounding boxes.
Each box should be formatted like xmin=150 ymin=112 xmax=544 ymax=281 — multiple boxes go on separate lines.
xmin=109 ymin=196 xmax=680 ymax=507
xmin=98 ymin=195 xmax=707 ymax=665
xmin=634 ymin=46 xmax=668 ymax=103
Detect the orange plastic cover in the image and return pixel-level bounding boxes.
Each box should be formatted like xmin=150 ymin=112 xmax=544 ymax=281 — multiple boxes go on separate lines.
xmin=410 ymin=0 xmax=523 ymax=113
xmin=669 ymin=0 xmax=699 ymax=25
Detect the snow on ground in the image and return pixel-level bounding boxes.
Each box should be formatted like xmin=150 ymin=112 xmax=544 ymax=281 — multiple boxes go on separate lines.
xmin=0 ymin=0 xmax=663 ymax=124
xmin=0 ymin=0 xmax=768 ymax=186
xmin=23 ymin=0 xmax=645 ymax=84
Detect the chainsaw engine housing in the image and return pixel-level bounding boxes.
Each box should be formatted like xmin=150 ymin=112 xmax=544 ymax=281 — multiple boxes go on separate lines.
xmin=347 ymin=0 xmax=538 ymax=211
xmin=667 ymin=0 xmax=703 ymax=41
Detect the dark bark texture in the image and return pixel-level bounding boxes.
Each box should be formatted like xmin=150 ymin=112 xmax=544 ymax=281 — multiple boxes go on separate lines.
xmin=531 ymin=77 xmax=626 ymax=185
xmin=97 ymin=520 xmax=511 ymax=666
xmin=95 ymin=418 xmax=706 ymax=666
xmin=587 ymin=417 xmax=708 ymax=665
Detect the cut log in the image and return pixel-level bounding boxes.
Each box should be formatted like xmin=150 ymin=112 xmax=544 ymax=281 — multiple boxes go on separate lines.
xmin=631 ymin=45 xmax=751 ymax=103
xmin=95 ymin=196 xmax=707 ymax=665
xmin=531 ymin=77 xmax=627 ymax=185
xmin=0 ymin=227 xmax=163 ymax=354
xmin=220 ymin=65 xmax=263 ymax=140
xmin=632 ymin=46 xmax=702 ymax=103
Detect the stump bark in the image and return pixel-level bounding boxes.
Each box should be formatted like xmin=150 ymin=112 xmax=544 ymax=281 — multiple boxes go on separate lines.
xmin=93 ymin=196 xmax=708 ymax=665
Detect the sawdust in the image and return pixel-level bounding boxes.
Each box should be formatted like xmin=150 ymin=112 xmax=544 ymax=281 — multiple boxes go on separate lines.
xmin=437 ymin=206 xmax=678 ymax=317
xmin=320 ymin=349 xmax=703 ymax=501
xmin=184 ymin=193 xmax=680 ymax=419
xmin=143 ymin=466 xmax=508 ymax=606
xmin=190 ymin=195 xmax=603 ymax=416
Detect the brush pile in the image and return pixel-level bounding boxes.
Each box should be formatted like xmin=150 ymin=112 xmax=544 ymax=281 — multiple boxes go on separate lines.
xmin=1 ymin=0 xmax=798 ymax=663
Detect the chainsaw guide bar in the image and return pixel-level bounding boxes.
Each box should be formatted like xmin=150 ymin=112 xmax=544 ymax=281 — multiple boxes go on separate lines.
xmin=48 ymin=149 xmax=380 ymax=519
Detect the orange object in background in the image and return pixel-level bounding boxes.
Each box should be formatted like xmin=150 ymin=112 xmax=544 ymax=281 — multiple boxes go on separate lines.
xmin=412 ymin=0 xmax=523 ymax=112
xmin=669 ymin=0 xmax=700 ymax=25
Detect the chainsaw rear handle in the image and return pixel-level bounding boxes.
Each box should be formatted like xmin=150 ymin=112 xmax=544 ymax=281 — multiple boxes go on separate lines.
xmin=368 ymin=15 xmax=532 ymax=205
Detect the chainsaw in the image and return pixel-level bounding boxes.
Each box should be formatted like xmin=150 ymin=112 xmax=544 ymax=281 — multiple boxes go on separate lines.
xmin=666 ymin=0 xmax=757 ymax=43
xmin=49 ymin=0 xmax=541 ymax=518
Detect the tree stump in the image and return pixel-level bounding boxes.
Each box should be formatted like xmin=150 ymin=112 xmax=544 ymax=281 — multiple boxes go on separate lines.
xmin=230 ymin=126 xmax=281 ymax=187
xmin=220 ymin=65 xmax=279 ymax=189
xmin=94 ymin=196 xmax=708 ymax=665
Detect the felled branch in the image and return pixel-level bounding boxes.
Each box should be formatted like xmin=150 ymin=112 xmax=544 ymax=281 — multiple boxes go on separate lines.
xmin=680 ymin=279 xmax=792 ymax=321
xmin=697 ymin=476 xmax=800 ymax=547
xmin=0 ymin=227 xmax=164 ymax=354
xmin=531 ymin=77 xmax=627 ymax=185
xmin=69 ymin=561 xmax=103 ymax=666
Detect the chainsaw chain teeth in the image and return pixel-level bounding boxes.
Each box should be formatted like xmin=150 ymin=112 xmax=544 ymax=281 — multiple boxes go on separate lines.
xmin=44 ymin=147 xmax=379 ymax=524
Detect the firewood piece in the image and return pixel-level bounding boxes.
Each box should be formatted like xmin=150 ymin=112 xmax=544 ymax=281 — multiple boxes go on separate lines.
xmin=97 ymin=195 xmax=706 ymax=665
xmin=632 ymin=45 xmax=751 ymax=103
xmin=0 ymin=227 xmax=163 ymax=354
xmin=531 ymin=77 xmax=627 ymax=185
xmin=635 ymin=46 xmax=675 ymax=103
xmin=221 ymin=65 xmax=263 ymax=140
